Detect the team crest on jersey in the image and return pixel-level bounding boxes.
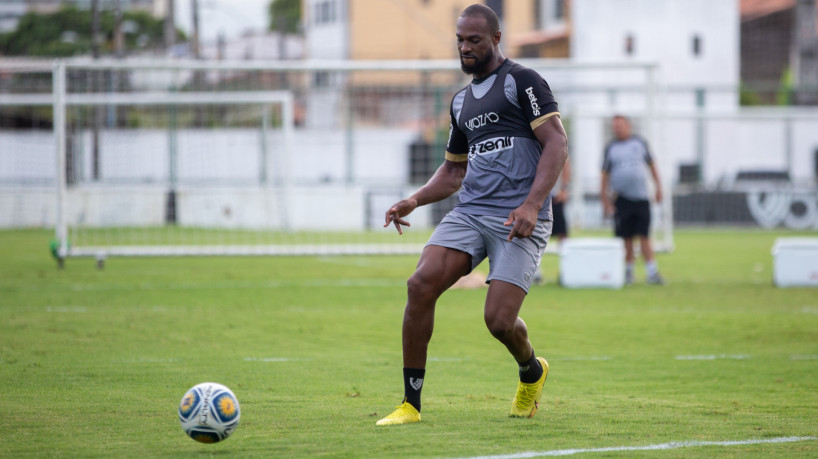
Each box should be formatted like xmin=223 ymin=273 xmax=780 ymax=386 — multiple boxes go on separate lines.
xmin=468 ymin=136 xmax=514 ymax=160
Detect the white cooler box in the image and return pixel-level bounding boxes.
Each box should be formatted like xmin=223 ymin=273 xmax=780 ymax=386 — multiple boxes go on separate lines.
xmin=559 ymin=238 xmax=625 ymax=289
xmin=772 ymin=238 xmax=818 ymax=287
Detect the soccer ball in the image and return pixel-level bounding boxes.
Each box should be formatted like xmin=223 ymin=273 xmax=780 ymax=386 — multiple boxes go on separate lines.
xmin=178 ymin=382 xmax=241 ymax=443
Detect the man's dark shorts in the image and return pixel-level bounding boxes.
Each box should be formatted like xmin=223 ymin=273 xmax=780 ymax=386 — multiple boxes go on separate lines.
xmin=552 ymin=200 xmax=568 ymax=238
xmin=614 ymin=196 xmax=651 ymax=238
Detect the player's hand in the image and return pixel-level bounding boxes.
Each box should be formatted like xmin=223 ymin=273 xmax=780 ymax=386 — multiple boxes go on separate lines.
xmin=602 ymin=200 xmax=614 ymax=218
xmin=655 ymin=188 xmax=663 ymax=204
xmin=504 ymin=203 xmax=539 ymax=241
xmin=384 ymin=199 xmax=418 ymax=235
xmin=555 ymin=188 xmax=569 ymax=203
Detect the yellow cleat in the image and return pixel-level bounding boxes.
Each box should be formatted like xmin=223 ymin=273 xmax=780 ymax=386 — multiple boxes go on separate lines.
xmin=375 ymin=400 xmax=421 ymax=426
xmin=510 ymin=357 xmax=549 ymax=418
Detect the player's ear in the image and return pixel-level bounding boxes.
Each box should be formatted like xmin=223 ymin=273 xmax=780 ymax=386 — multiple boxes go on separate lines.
xmin=493 ymin=31 xmax=501 ymax=45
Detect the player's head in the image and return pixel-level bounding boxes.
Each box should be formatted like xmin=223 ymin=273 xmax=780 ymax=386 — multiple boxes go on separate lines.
xmin=612 ymin=115 xmax=631 ymax=140
xmin=457 ymin=4 xmax=502 ymax=77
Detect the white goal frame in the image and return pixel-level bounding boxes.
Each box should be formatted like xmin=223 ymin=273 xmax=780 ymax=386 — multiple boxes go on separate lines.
xmin=51 ymin=60 xmax=306 ymax=262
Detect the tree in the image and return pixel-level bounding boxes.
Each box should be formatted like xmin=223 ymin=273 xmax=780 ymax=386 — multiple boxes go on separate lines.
xmin=268 ymin=0 xmax=301 ymax=35
xmin=0 ymin=6 xmax=184 ymax=57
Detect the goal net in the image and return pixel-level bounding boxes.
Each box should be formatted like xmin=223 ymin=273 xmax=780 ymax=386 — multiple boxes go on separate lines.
xmin=2 ymin=59 xmax=672 ymax=264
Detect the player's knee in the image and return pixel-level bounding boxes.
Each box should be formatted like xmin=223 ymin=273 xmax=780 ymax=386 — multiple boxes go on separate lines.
xmin=407 ymin=272 xmax=438 ymax=302
xmin=484 ymin=313 xmax=514 ymax=340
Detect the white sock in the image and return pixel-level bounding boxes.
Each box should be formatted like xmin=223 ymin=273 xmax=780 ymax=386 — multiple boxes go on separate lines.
xmin=646 ymin=260 xmax=659 ymax=276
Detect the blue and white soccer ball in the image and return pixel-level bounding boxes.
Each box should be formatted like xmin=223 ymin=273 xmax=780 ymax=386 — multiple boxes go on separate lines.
xmin=178 ymin=382 xmax=241 ymax=444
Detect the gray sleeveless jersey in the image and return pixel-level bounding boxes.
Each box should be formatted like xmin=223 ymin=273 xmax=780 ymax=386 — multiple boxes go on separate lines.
xmin=602 ymin=136 xmax=654 ymax=201
xmin=446 ymin=59 xmax=559 ymax=220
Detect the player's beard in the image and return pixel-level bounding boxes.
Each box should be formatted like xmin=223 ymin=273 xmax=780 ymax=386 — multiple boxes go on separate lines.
xmin=460 ymin=51 xmax=494 ymax=76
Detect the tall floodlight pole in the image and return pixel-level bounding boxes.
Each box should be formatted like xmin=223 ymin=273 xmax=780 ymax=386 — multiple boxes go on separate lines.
xmin=794 ymin=0 xmax=818 ymax=105
xmin=91 ymin=0 xmax=102 ymax=181
xmin=192 ymin=0 xmax=200 ymax=59
xmin=114 ymin=0 xmax=124 ymax=59
xmin=164 ymin=0 xmax=176 ymax=50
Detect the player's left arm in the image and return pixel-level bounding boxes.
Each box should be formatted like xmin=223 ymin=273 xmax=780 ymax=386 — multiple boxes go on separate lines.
xmin=506 ymin=115 xmax=568 ymax=240
xmin=649 ymin=162 xmax=663 ymax=204
xmin=644 ymin=140 xmax=663 ymax=204
xmin=505 ymin=68 xmax=568 ymax=240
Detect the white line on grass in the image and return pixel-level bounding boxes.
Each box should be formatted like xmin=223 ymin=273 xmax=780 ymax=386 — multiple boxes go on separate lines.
xmin=59 ymin=279 xmax=406 ymax=292
xmin=243 ymin=357 xmax=312 ymax=362
xmin=551 ymin=356 xmax=612 ymax=361
xmin=675 ymin=354 xmax=750 ymax=360
xmin=457 ymin=436 xmax=817 ymax=459
xmin=790 ymin=354 xmax=818 ymax=360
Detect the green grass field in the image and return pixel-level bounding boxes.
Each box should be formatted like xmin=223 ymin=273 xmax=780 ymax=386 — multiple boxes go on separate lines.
xmin=1 ymin=229 xmax=817 ymax=457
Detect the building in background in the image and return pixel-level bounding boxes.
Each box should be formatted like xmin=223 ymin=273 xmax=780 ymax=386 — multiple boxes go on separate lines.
xmin=302 ymin=0 xmax=551 ymax=60
xmin=741 ymin=0 xmax=818 ymax=105
xmin=507 ymin=0 xmax=570 ymax=58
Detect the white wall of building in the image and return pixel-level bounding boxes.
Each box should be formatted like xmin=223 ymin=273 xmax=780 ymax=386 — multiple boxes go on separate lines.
xmin=565 ymin=0 xmax=754 ymax=227
xmin=0 ymin=127 xmax=423 ymax=229
xmin=304 ymin=0 xmax=348 ymax=59
xmin=572 ymin=0 xmax=739 ymax=110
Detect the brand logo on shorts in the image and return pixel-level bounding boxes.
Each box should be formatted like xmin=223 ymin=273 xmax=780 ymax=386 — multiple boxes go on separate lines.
xmin=525 ymin=87 xmax=541 ymax=116
xmin=468 ymin=136 xmax=514 ymax=160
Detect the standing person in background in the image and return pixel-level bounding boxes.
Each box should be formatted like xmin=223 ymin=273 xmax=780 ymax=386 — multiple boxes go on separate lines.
xmin=533 ymin=158 xmax=570 ymax=285
xmin=600 ymin=115 xmax=665 ymax=285
xmin=376 ymin=4 xmax=568 ymax=425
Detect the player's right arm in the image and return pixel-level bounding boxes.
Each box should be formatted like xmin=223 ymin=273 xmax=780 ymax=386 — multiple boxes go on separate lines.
xmin=385 ymin=108 xmax=469 ymax=235
xmin=600 ymin=145 xmax=614 ymax=217
xmin=600 ymin=171 xmax=613 ymax=217
xmin=385 ymin=159 xmax=467 ymax=235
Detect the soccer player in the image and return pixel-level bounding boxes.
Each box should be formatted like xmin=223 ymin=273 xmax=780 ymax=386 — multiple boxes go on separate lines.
xmin=600 ymin=115 xmax=665 ymax=285
xmin=377 ymin=4 xmax=568 ymax=425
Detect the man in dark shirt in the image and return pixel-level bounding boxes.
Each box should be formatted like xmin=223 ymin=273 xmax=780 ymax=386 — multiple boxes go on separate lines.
xmin=377 ymin=4 xmax=568 ymax=425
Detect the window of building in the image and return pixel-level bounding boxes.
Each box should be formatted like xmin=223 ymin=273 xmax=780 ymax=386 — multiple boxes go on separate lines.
xmin=313 ymin=0 xmax=336 ymax=25
xmin=553 ymin=0 xmax=564 ymax=20
xmin=533 ymin=0 xmax=542 ymax=29
xmin=692 ymin=34 xmax=702 ymax=57
xmin=625 ymin=34 xmax=634 ymax=56
xmin=313 ymin=71 xmax=330 ymax=87
xmin=486 ymin=0 xmax=504 ymax=20
xmin=539 ymin=0 xmax=566 ymax=31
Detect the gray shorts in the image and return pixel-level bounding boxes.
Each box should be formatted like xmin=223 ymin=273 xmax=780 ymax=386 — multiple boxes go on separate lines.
xmin=426 ymin=210 xmax=552 ymax=293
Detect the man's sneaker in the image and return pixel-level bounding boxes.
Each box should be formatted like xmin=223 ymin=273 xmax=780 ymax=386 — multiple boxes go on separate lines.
xmin=647 ymin=273 xmax=666 ymax=285
xmin=625 ymin=271 xmax=634 ymax=286
xmin=510 ymin=357 xmax=549 ymax=418
xmin=375 ymin=400 xmax=420 ymax=426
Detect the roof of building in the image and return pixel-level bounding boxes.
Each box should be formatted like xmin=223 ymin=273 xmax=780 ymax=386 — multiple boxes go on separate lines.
xmin=740 ymin=0 xmax=796 ymax=21
xmin=506 ymin=29 xmax=570 ymax=48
